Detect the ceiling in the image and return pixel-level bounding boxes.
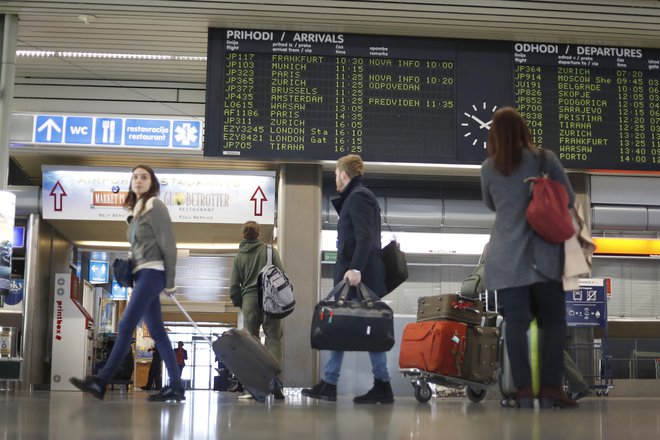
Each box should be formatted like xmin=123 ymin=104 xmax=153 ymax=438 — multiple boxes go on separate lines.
xmin=2 ymin=0 xmax=660 ymax=246
xmin=4 ymin=1 xmax=660 ymax=84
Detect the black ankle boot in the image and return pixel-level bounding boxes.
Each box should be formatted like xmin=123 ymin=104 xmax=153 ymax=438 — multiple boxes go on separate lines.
xmin=148 ymin=386 xmax=186 ymax=402
xmin=353 ymin=379 xmax=394 ymax=404
xmin=301 ymin=380 xmax=337 ymax=402
xmin=69 ymin=376 xmax=107 ymax=400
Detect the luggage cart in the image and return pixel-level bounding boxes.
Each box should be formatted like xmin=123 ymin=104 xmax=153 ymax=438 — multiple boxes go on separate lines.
xmin=400 ymin=367 xmax=496 ymax=403
xmin=566 ymin=278 xmax=613 ymax=397
xmin=568 ymin=340 xmax=613 ymax=396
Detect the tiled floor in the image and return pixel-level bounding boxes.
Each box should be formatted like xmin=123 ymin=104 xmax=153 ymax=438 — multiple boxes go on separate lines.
xmin=0 ymin=389 xmax=658 ymax=440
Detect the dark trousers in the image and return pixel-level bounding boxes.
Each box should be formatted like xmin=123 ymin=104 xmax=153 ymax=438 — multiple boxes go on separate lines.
xmin=145 ymin=361 xmax=162 ymax=389
xmin=99 ymin=270 xmax=182 ymax=390
xmin=499 ymin=281 xmax=566 ymax=389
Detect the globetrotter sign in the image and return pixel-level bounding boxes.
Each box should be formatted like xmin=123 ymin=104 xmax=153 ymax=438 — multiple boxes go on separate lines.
xmin=42 ymin=166 xmax=276 ymax=224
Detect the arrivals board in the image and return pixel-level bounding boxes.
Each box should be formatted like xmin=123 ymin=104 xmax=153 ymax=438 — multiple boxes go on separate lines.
xmin=205 ymin=29 xmax=660 ymax=171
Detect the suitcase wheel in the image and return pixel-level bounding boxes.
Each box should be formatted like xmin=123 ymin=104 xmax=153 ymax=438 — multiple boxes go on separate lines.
xmin=413 ymin=381 xmax=433 ymax=403
xmin=466 ymin=387 xmax=487 ymax=403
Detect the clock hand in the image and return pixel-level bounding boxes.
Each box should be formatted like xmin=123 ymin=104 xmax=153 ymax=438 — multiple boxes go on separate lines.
xmin=470 ymin=114 xmax=492 ymax=130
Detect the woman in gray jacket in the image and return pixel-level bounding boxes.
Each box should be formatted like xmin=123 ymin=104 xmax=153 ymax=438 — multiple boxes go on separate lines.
xmin=70 ymin=165 xmax=184 ymax=402
xmin=481 ymin=108 xmax=577 ymax=409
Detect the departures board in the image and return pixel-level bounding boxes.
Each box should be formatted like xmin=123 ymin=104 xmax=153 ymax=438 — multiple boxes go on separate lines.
xmin=205 ymin=29 xmax=660 ymax=171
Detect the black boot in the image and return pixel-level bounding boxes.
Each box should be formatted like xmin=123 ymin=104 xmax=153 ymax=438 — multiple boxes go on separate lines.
xmin=148 ymin=385 xmax=186 ymax=402
xmin=301 ymin=380 xmax=337 ymax=402
xmin=69 ymin=376 xmax=107 ymax=400
xmin=353 ymin=379 xmax=394 ymax=404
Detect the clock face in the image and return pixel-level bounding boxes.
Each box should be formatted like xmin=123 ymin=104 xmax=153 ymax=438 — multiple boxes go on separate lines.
xmin=461 ymin=102 xmax=498 ymax=149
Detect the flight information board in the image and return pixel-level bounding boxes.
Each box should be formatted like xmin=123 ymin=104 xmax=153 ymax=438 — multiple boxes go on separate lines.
xmin=205 ymin=29 xmax=660 ymax=171
xmin=514 ymin=43 xmax=660 ymax=170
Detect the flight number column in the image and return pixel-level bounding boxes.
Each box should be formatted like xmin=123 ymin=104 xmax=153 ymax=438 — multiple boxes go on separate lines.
xmin=515 ymin=65 xmax=544 ymax=146
xmin=223 ymin=53 xmax=264 ymax=151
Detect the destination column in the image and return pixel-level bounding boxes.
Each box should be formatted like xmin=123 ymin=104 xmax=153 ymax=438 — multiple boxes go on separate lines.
xmin=556 ymin=67 xmax=610 ymax=164
xmin=269 ymin=54 xmax=327 ymax=152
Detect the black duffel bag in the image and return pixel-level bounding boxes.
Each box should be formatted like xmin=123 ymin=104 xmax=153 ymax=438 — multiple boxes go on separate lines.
xmin=310 ymin=280 xmax=395 ymax=352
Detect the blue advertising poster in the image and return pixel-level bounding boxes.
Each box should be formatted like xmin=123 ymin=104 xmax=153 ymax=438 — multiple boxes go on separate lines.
xmin=566 ymin=278 xmax=608 ymax=328
xmin=89 ymin=260 xmax=109 ymax=284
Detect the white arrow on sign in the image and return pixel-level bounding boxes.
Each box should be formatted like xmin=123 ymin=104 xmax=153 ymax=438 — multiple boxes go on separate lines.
xmin=37 ymin=118 xmax=62 ymax=141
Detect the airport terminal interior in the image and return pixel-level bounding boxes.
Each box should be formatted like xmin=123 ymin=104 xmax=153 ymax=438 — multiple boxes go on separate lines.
xmin=2 ymin=1 xmax=660 ymax=439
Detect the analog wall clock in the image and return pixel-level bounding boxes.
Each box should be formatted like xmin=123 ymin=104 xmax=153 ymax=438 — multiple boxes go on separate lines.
xmin=461 ymin=102 xmax=498 ymax=149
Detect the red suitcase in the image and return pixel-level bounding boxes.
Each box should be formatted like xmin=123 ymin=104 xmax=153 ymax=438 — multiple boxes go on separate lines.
xmin=399 ymin=320 xmax=468 ymax=377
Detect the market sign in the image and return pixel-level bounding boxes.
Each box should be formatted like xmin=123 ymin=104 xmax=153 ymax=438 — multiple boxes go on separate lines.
xmin=42 ymin=166 xmax=275 ymax=224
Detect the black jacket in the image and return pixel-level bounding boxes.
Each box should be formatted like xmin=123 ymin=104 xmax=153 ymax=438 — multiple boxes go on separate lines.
xmin=331 ymin=176 xmax=386 ymax=296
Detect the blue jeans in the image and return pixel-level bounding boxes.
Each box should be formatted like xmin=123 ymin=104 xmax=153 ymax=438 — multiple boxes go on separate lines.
xmin=98 ymin=269 xmax=182 ymax=390
xmin=323 ymin=350 xmax=390 ymax=385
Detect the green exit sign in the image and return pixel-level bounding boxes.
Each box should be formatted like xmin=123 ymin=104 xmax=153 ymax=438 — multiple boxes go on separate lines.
xmin=322 ymin=251 xmax=337 ymax=263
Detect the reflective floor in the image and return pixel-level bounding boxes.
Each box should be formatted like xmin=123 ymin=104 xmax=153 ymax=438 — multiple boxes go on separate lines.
xmin=0 ymin=389 xmax=658 ymax=440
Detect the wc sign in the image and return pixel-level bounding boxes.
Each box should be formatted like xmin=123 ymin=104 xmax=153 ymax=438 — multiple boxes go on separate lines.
xmin=32 ymin=114 xmax=202 ymax=150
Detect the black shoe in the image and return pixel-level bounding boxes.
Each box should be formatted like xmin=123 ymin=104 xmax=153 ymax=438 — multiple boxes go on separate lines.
xmin=570 ymin=389 xmax=592 ymax=401
xmin=514 ymin=385 xmax=535 ymax=409
xmin=539 ymin=386 xmax=578 ymax=409
xmin=148 ymin=386 xmax=185 ymax=402
xmin=301 ymin=380 xmax=337 ymax=402
xmin=69 ymin=376 xmax=107 ymax=400
xmin=140 ymin=386 xmax=152 ymax=391
xmin=273 ymin=388 xmax=286 ymax=400
xmin=353 ymin=379 xmax=394 ymax=404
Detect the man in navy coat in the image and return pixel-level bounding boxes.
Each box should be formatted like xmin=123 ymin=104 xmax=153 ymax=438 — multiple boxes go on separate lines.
xmin=302 ymin=154 xmax=393 ymax=404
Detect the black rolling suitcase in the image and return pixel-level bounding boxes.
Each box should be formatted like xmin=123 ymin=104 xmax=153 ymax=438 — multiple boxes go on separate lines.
xmin=212 ymin=329 xmax=282 ymax=402
xmin=170 ymin=296 xmax=281 ymax=402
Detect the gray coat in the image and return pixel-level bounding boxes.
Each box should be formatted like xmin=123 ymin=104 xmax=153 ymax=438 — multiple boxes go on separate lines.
xmin=127 ymin=197 xmax=177 ymax=290
xmin=480 ymin=149 xmax=575 ymax=291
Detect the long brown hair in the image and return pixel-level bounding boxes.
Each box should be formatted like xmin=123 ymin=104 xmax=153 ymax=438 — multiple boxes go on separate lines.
xmin=123 ymin=164 xmax=160 ymax=215
xmin=486 ymin=107 xmax=537 ymax=176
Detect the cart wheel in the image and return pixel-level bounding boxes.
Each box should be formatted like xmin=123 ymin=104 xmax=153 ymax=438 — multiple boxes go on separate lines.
xmin=467 ymin=387 xmax=487 ymax=403
xmin=413 ymin=382 xmax=433 ymax=403
xmin=604 ymin=388 xmax=610 ymax=396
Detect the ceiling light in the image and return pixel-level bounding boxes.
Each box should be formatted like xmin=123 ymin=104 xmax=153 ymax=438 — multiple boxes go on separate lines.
xmin=15 ymin=49 xmax=206 ymax=62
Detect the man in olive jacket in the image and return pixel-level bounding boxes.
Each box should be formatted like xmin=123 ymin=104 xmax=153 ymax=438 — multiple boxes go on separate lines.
xmin=302 ymin=154 xmax=392 ymax=404
xmin=229 ymin=221 xmax=286 ymax=400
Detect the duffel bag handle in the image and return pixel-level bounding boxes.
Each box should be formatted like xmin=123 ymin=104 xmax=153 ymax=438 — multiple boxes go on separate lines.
xmin=356 ymin=282 xmax=381 ymax=307
xmin=323 ymin=279 xmax=351 ymax=303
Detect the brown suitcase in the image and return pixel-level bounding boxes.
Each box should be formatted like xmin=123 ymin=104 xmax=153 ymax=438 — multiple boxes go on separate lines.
xmin=462 ymin=326 xmax=499 ymax=383
xmin=416 ymin=294 xmax=483 ymax=326
xmin=399 ymin=320 xmax=467 ymax=376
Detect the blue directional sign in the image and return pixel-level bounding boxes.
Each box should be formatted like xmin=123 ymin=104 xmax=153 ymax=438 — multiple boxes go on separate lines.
xmin=110 ymin=280 xmax=129 ymax=300
xmin=172 ymin=120 xmax=202 ymax=148
xmin=65 ymin=117 xmax=94 ymax=144
xmin=566 ymin=278 xmax=608 ymax=328
xmin=35 ymin=116 xmax=64 ymax=143
xmin=31 ymin=113 xmax=202 ymax=150
xmin=13 ymin=226 xmax=25 ymax=249
xmin=125 ymin=119 xmax=170 ymax=147
xmin=95 ymin=118 xmax=123 ymax=145
xmin=89 ymin=260 xmax=109 ymax=284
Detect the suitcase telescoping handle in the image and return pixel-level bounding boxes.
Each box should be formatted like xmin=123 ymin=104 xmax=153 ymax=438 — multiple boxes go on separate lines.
xmin=169 ymin=294 xmax=214 ymax=345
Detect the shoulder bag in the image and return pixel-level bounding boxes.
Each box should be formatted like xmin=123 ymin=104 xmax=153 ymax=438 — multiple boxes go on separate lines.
xmin=380 ymin=210 xmax=409 ymax=295
xmin=525 ymin=149 xmax=575 ymax=244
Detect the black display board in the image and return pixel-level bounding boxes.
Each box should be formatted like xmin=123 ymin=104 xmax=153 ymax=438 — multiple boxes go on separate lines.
xmin=205 ymin=29 xmax=660 ymax=171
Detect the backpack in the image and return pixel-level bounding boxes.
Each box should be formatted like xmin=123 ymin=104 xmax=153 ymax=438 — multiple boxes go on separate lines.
xmin=259 ymin=245 xmax=295 ymax=319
